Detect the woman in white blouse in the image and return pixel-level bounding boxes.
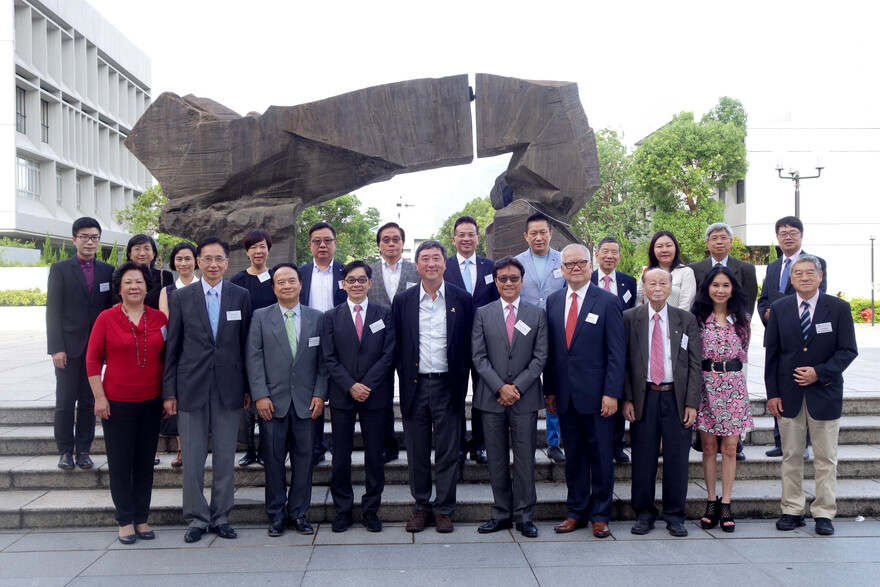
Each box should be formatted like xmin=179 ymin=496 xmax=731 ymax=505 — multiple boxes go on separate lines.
xmin=636 ymin=230 xmax=697 ymax=310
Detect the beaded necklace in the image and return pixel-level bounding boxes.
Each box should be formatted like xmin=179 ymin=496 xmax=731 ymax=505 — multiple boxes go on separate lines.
xmin=122 ymin=305 xmax=147 ymax=369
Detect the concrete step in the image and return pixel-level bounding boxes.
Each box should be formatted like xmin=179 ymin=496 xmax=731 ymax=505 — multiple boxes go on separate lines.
xmin=3 ymin=477 xmax=880 ymax=529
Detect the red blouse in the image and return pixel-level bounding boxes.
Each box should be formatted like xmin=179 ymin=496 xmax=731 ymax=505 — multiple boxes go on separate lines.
xmin=86 ymin=306 xmax=168 ymax=402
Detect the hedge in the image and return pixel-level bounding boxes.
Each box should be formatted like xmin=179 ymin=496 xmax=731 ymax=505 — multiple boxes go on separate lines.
xmin=0 ymin=289 xmax=47 ymax=307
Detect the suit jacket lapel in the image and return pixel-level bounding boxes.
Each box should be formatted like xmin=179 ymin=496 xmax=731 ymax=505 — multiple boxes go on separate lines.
xmin=445 ymin=287 xmax=458 ymax=343
xmin=804 ymin=294 xmax=828 ymax=345
xmin=216 ymin=282 xmax=233 ymax=340
xmin=270 ymin=306 xmax=295 ymax=364
xmin=635 ymin=305 xmax=649 ymax=373
xmin=68 ymin=257 xmax=89 ymax=298
xmin=667 ymin=307 xmax=684 ymax=367
xmin=192 ymin=283 xmax=213 ymax=338
xmin=568 ymin=286 xmax=598 ymax=351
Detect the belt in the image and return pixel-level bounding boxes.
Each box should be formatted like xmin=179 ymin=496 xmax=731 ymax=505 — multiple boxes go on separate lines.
xmin=647 ymin=382 xmax=675 ymax=391
xmin=701 ymin=359 xmax=743 ymax=373
xmin=420 ymin=372 xmax=448 ymax=379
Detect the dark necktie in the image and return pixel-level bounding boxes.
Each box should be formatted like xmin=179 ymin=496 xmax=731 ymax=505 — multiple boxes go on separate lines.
xmin=800 ymin=300 xmax=811 ymax=340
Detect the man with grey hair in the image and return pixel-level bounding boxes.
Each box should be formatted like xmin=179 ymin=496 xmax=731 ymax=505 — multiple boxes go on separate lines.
xmin=765 ymin=254 xmax=857 ymax=536
xmin=690 ymin=222 xmax=758 ymax=318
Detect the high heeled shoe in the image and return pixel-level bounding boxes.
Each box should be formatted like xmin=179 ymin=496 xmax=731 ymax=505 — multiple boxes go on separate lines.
xmin=720 ymin=501 xmax=735 ymax=533
xmin=700 ymin=497 xmax=720 ymax=529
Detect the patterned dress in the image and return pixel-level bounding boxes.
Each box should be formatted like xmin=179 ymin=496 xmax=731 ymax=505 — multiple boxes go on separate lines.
xmin=696 ymin=315 xmax=754 ymax=436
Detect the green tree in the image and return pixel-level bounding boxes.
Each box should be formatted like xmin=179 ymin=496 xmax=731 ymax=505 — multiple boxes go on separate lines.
xmin=433 ymin=196 xmax=495 ymax=257
xmin=115 ymin=185 xmax=183 ymax=265
xmin=296 ymin=194 xmax=381 ymax=265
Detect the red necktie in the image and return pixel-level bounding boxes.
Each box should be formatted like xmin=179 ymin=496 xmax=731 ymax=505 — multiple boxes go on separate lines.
xmin=602 ymin=275 xmax=611 ymax=291
xmin=565 ymin=292 xmax=578 ymax=349
xmin=650 ymin=313 xmax=664 ymax=385
xmin=505 ymin=304 xmax=516 ymax=346
xmin=354 ymin=305 xmax=363 ymax=341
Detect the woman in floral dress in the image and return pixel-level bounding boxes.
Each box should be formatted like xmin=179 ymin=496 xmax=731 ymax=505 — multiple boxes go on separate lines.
xmin=692 ymin=264 xmax=754 ymax=532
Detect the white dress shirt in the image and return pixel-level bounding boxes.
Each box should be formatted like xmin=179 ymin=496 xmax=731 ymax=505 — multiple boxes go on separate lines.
xmin=597 ymin=269 xmax=618 ymax=296
xmin=796 ymin=290 xmax=820 ymax=323
xmin=346 ymin=298 xmax=369 ymax=324
xmin=711 ymin=256 xmax=729 ymax=267
xmin=418 ymin=282 xmax=448 ymax=373
xmin=564 ymin=282 xmax=590 ymax=323
xmin=278 ymin=302 xmax=302 ymax=346
xmin=646 ymin=303 xmax=673 ymax=383
xmin=310 ymin=263 xmax=335 ymax=312
xmin=201 ymin=279 xmax=222 ymax=311
xmin=176 ymin=275 xmax=200 ymax=290
xmin=381 ymin=258 xmax=402 ymax=303
xmin=457 ymin=252 xmax=478 ymax=289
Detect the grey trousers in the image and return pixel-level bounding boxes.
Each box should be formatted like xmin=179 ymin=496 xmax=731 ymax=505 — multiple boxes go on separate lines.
xmin=483 ymin=409 xmax=538 ymax=523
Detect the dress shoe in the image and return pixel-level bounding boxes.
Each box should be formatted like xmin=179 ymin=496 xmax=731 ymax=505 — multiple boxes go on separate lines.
xmin=268 ymin=520 xmax=285 ymax=537
xmin=630 ymin=519 xmax=655 ymax=535
xmin=58 ymin=452 xmax=75 ymax=470
xmin=592 ymin=521 xmax=611 ymax=538
xmin=184 ymin=526 xmax=206 ymax=543
xmin=517 ymin=521 xmax=539 ymax=538
xmin=803 ymin=448 xmax=812 ymax=460
xmin=458 ymin=450 xmax=466 ymax=465
xmin=478 ymin=518 xmax=513 ymax=533
xmin=405 ymin=510 xmax=431 ymax=533
xmin=814 ymin=517 xmax=835 ymax=536
xmin=362 ymin=512 xmax=383 ymax=532
xmin=435 ymin=514 xmax=454 ymax=533
xmin=667 ymin=522 xmax=688 ymax=537
xmin=332 ymin=515 xmax=353 ymax=533
xmin=75 ymin=451 xmax=93 ymax=470
xmin=290 ymin=517 xmax=314 ymax=535
xmin=312 ymin=452 xmax=326 ymax=466
xmin=118 ymin=533 xmax=136 ymax=545
xmin=775 ymin=513 xmax=805 ymax=531
xmin=209 ymin=523 xmax=237 ymax=539
xmin=547 ymin=445 xmax=566 ymax=463
xmin=765 ymin=446 xmax=783 ymax=457
xmin=613 ymin=449 xmax=630 ymax=464
xmin=171 ymin=450 xmax=183 ymax=467
xmin=153 ymin=456 xmax=160 ymax=466
xmin=238 ymin=448 xmax=260 ymax=467
xmin=135 ymin=526 xmax=155 ymax=540
xmin=736 ymin=451 xmax=746 ymax=461
xmin=382 ymin=450 xmax=399 ymax=464
xmin=554 ymin=517 xmax=585 ymax=533
xmin=470 ymin=448 xmax=488 ymax=464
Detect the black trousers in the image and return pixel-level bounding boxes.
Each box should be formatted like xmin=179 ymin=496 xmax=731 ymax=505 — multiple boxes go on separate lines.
xmin=330 ymin=404 xmax=386 ymax=517
xmin=102 ymin=397 xmax=162 ymax=526
xmin=54 ymin=354 xmax=96 ymax=455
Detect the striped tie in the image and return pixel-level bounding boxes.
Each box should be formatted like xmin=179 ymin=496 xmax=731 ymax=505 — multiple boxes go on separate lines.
xmin=800 ymin=300 xmax=811 ymax=340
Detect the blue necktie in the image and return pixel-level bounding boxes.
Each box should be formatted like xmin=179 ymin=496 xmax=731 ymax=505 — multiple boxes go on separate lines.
xmin=800 ymin=300 xmax=811 ymax=340
xmin=207 ymin=289 xmax=219 ymax=339
xmin=779 ymin=258 xmax=791 ymax=292
xmin=462 ymin=259 xmax=473 ymax=294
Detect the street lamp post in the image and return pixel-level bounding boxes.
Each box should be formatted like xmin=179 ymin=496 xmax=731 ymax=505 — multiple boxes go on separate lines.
xmin=872 ymin=236 xmax=876 ymax=326
xmin=776 ymin=163 xmax=824 ymax=218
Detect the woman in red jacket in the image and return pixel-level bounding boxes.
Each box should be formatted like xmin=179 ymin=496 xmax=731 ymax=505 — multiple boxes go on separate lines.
xmin=87 ymin=261 xmax=168 ymax=544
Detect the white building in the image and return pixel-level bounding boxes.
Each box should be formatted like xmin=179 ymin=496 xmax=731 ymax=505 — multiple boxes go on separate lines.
xmin=0 ymin=0 xmax=151 ymax=250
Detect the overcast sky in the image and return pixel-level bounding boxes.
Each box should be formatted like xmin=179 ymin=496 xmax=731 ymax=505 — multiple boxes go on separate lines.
xmin=87 ymin=0 xmax=880 ymax=237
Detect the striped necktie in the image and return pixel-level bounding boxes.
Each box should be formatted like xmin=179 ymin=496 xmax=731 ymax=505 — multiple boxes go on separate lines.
xmin=800 ymin=301 xmax=811 ymax=340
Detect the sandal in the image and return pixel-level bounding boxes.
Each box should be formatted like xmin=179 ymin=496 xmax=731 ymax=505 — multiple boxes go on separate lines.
xmin=720 ymin=501 xmax=735 ymax=533
xmin=171 ymin=450 xmax=182 ymax=468
xmin=700 ymin=497 xmax=720 ymax=529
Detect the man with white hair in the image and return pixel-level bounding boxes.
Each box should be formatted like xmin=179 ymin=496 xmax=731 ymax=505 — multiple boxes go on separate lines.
xmin=689 ymin=222 xmax=758 ymax=317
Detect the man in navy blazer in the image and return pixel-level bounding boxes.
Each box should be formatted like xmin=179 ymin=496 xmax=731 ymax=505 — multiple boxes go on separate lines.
xmin=590 ymin=236 xmax=637 ymax=465
xmin=765 ymin=255 xmax=857 ymax=536
xmin=163 ymin=236 xmax=252 ymax=543
xmin=46 ymin=217 xmax=115 ymax=471
xmin=544 ymin=244 xmax=625 ymax=538
xmin=394 ymin=241 xmax=474 ymax=533
xmin=443 ymin=216 xmax=499 ymax=465
xmin=322 ymin=260 xmax=395 ymax=533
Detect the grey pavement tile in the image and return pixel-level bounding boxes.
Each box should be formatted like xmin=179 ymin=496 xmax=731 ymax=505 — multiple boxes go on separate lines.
xmin=0 ymin=533 xmax=25 ymax=550
xmin=725 ymin=537 xmax=880 ymax=564
xmin=307 ymin=543 xmax=530 ymax=571
xmin=520 ymin=539 xmax=745 ymax=567
xmin=603 ymin=520 xmax=713 ymax=540
xmin=80 ymin=545 xmax=313 ymax=575
xmin=105 ymin=527 xmax=217 ymax=549
xmin=214 ymin=526 xmax=315 ymax=547
xmin=0 ymin=550 xmax=104 ymax=579
xmin=0 ymin=579 xmax=70 ymax=587
xmin=534 ymin=563 xmax=778 ymax=587
xmin=68 ymin=573 xmax=303 ymax=586
xmin=302 ymin=567 xmax=539 ymax=587
xmin=799 ymin=519 xmax=880 ymax=537
xmin=314 ymin=524 xmax=411 ymax=545
xmin=757 ymin=561 xmax=880 ymax=586
xmin=0 ymin=489 xmax=46 ymax=510
xmin=702 ymin=518 xmax=813 ymax=539
xmin=413 ymin=522 xmax=514 ymax=543
xmin=4 ymin=530 xmax=116 ymax=551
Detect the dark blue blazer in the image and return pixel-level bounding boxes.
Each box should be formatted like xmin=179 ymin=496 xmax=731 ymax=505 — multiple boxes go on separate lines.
xmin=444 ymin=254 xmax=499 ymax=310
xmin=46 ymin=257 xmax=115 ymax=358
xmin=392 ymin=281 xmax=474 ymax=416
xmin=757 ymin=252 xmax=827 ymax=325
xmin=321 ymin=301 xmax=395 ymax=411
xmin=764 ymin=292 xmax=858 ymax=420
xmin=544 ymin=284 xmax=626 ymax=414
xmin=298 ymin=260 xmax=347 ymax=308
xmin=590 ymin=269 xmax=637 ymax=311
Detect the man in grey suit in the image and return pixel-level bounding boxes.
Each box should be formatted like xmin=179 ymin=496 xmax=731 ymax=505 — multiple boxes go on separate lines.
xmin=247 ymin=263 xmax=328 ymax=537
xmin=163 ymin=236 xmax=252 ymax=543
xmin=472 ymin=256 xmax=548 ymax=538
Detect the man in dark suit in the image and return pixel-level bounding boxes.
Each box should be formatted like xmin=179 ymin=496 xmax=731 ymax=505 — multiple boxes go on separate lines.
xmin=368 ymin=222 xmax=420 ymax=464
xmin=544 ymin=244 xmax=625 ymax=538
xmin=765 ymin=255 xmax=857 ymax=536
xmin=757 ymin=216 xmax=828 ymax=457
xmin=163 ymin=236 xmax=252 ymax=543
xmin=444 ymin=216 xmax=499 ymax=465
xmin=247 ymin=263 xmax=328 ymax=537
xmin=622 ymin=268 xmax=701 ymax=537
xmin=590 ymin=236 xmax=637 ymax=465
xmin=472 ymin=256 xmax=548 ymax=538
xmin=322 ymin=260 xmax=395 ymax=533
xmin=46 ymin=217 xmax=114 ymax=471
xmin=298 ymin=221 xmax=347 ymax=465
xmin=393 ymin=241 xmax=474 ymax=533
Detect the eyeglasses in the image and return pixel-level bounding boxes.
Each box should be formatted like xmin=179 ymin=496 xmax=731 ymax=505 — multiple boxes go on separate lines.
xmin=380 ymin=237 xmax=402 ymax=245
xmin=199 ymin=256 xmax=227 ymax=264
xmin=310 ymin=238 xmax=336 ymax=246
xmin=344 ymin=276 xmax=369 ymax=284
xmin=777 ymin=230 xmax=801 ymax=239
xmin=495 ymin=275 xmax=521 ymax=283
xmin=75 ymin=234 xmax=100 ymax=242
xmin=454 ymin=232 xmax=477 ymax=239
xmin=562 ymin=260 xmax=589 ymax=269
xmin=707 ymin=236 xmax=731 ymax=243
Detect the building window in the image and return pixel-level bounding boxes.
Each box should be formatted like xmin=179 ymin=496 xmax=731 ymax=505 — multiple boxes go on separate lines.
xmin=736 ymin=180 xmax=745 ymax=204
xmin=717 ymin=186 xmax=726 ymax=204
xmin=76 ymin=177 xmax=82 ymax=210
xmin=41 ymin=100 xmax=49 ymax=143
xmin=16 ymin=157 xmax=41 ymax=200
xmin=16 ymin=87 xmax=26 ymax=133
xmin=94 ymin=186 xmax=98 ymax=212
xmin=56 ymin=172 xmax=63 ymax=205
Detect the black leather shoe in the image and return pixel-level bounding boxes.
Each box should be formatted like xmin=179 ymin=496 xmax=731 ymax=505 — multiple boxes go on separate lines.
xmin=312 ymin=452 xmax=326 ymax=466
xmin=382 ymin=451 xmax=399 ymax=464
xmin=667 ymin=522 xmax=688 ymax=537
xmin=290 ymin=517 xmax=314 ymax=535
xmin=631 ymin=520 xmax=655 ymax=535
xmin=478 ymin=518 xmax=513 ymax=533
xmin=516 ymin=521 xmax=538 ymax=538
xmin=613 ymin=449 xmax=630 ymax=464
xmin=184 ymin=527 xmax=206 ymax=543
xmin=268 ymin=520 xmax=285 ymax=537
xmin=238 ymin=448 xmax=259 ymax=467
xmin=547 ymin=445 xmax=566 ymax=463
xmin=75 ymin=451 xmax=93 ymax=470
xmin=776 ymin=514 xmax=806 ymax=531
xmin=58 ymin=452 xmax=75 ymax=470
xmin=332 ymin=515 xmax=352 ymax=533
xmin=736 ymin=452 xmax=746 ymax=461
xmin=765 ymin=446 xmax=783 ymax=457
xmin=363 ymin=512 xmax=382 ymax=532
xmin=814 ymin=517 xmax=835 ymax=535
xmin=118 ymin=533 xmax=136 ymax=545
xmin=135 ymin=528 xmax=155 ymax=540
xmin=458 ymin=450 xmax=466 ymax=465
xmin=209 ymin=523 xmax=237 ymax=539
xmin=470 ymin=448 xmax=488 ymax=464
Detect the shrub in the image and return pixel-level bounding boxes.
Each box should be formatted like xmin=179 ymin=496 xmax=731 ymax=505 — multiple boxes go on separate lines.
xmin=0 ymin=289 xmax=47 ymax=306
xmin=846 ymin=297 xmax=876 ymax=324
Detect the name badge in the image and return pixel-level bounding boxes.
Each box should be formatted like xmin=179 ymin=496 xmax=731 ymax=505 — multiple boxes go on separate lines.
xmin=553 ymin=268 xmax=563 ymax=279
xmin=406 ymin=281 xmax=418 ymax=289
xmin=257 ymin=271 xmax=271 ymax=283
xmin=369 ymin=319 xmax=385 ymax=333
xmin=99 ymin=282 xmax=110 ymax=292
xmin=308 ymin=336 xmax=320 ymax=347
xmin=585 ymin=313 xmax=599 ymax=324
xmin=484 ymin=274 xmax=494 ymax=285
xmin=514 ymin=320 xmax=531 ymax=335
xmin=681 ymin=333 xmax=689 ymax=349
xmin=622 ymin=290 xmax=632 ymax=303
xmin=160 ymin=325 xmax=168 ymax=341
xmin=815 ymin=322 xmax=833 ymax=334
xmin=226 ymin=310 xmax=242 ymax=321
